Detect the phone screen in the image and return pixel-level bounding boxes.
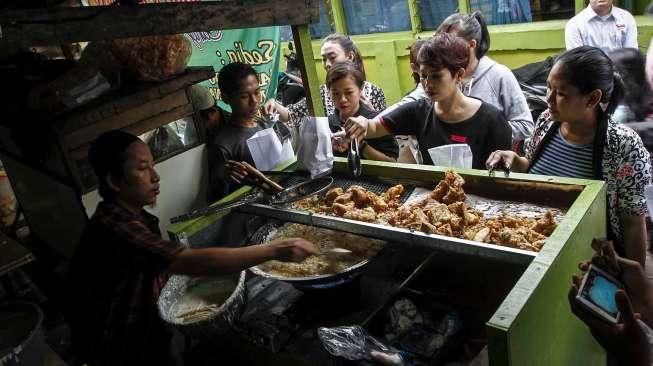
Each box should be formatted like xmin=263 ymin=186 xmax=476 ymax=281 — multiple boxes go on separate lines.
xmin=579 ymin=268 xmax=620 ymax=318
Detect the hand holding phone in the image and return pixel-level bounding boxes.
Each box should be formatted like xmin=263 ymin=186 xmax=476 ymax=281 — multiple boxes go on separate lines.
xmin=576 ymin=264 xmax=624 ymax=324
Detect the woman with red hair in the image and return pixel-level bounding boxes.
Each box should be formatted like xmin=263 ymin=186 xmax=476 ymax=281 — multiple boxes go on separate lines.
xmin=345 ymin=33 xmax=511 ymax=169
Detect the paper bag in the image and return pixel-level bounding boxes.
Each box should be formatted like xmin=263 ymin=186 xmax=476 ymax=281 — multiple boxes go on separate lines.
xmin=428 ymin=144 xmax=472 ymax=169
xmin=247 ymin=127 xmax=295 ymax=171
xmin=296 ymin=117 xmax=333 ymax=178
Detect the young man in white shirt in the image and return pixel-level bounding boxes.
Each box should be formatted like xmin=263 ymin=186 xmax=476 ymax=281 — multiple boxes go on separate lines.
xmin=565 ymin=0 xmax=638 ymax=52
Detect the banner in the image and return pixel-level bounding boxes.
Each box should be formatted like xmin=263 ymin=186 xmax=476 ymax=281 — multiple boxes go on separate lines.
xmin=185 ymin=27 xmax=281 ymax=112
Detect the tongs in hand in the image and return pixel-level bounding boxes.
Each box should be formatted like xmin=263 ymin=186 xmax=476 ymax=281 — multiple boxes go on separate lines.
xmin=238 ymin=161 xmax=285 ymax=194
xmin=348 ymin=138 xmax=362 ymax=177
xmin=488 ymin=160 xmax=511 ymax=178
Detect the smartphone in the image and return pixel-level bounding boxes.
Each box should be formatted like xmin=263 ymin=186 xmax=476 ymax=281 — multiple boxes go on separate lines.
xmin=576 ymin=264 xmax=624 ymax=324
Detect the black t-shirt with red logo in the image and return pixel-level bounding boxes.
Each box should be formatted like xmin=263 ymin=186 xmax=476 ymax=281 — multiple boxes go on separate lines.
xmin=379 ymin=98 xmax=511 ymax=169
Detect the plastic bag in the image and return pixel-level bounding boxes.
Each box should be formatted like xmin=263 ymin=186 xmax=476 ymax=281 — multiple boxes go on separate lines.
xmin=317 ymin=325 xmax=399 ymax=361
xmin=296 ymin=117 xmax=333 ymax=178
xmin=147 ymin=126 xmax=184 ymax=159
xmin=428 ymin=144 xmax=472 ymax=169
xmin=246 ymin=127 xmax=294 ymax=171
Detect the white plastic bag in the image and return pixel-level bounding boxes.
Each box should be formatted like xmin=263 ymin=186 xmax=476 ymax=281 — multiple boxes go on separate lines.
xmin=296 ymin=117 xmax=334 ymax=178
xmin=247 ymin=127 xmax=294 ymax=171
xmin=427 ymin=144 xmax=472 ymax=169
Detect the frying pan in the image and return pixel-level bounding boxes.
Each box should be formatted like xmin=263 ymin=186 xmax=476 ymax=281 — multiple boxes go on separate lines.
xmin=170 ymin=176 xmax=333 ymax=224
xmin=248 ymin=221 xmax=383 ymax=290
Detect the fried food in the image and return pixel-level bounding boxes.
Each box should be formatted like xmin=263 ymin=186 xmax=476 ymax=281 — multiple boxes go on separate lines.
xmin=291 ymin=170 xmax=557 ymax=252
xmin=256 ymin=223 xmax=384 ymax=278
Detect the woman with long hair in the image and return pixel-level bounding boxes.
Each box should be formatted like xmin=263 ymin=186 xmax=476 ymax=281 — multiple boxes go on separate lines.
xmin=487 ymin=46 xmax=652 ymax=266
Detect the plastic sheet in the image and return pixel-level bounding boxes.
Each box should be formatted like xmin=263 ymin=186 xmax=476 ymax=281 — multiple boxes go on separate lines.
xmin=317 ymin=325 xmax=398 ymax=361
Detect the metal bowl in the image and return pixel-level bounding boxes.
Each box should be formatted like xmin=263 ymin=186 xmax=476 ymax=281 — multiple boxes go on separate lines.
xmin=158 ymin=271 xmax=246 ymax=338
xmin=248 ymin=221 xmax=382 ymax=290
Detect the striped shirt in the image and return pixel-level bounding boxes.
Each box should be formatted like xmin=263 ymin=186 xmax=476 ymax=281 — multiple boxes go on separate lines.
xmin=528 ymin=129 xmax=594 ymax=178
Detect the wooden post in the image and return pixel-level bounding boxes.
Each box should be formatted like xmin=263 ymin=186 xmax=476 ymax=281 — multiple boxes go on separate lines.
xmin=458 ymin=0 xmax=471 ymax=14
xmin=407 ymin=0 xmax=422 ymax=35
xmin=330 ymin=0 xmax=347 ymax=34
xmin=291 ymin=25 xmax=324 ymax=117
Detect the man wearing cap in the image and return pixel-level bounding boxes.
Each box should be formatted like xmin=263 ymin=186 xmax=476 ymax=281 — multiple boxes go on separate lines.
xmin=69 ymin=130 xmax=317 ymax=365
xmin=565 ymin=0 xmax=638 ymax=52
xmin=188 ymin=84 xmax=222 ymax=143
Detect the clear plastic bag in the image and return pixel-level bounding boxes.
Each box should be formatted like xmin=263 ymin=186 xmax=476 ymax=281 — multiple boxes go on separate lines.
xmin=427 ymin=144 xmax=472 ymax=169
xmin=317 ymin=325 xmax=398 ymax=361
xmin=296 ymin=117 xmax=333 ymax=178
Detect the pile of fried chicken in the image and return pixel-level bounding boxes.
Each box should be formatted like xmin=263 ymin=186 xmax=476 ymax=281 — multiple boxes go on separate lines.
xmin=292 ymin=171 xmax=557 ymax=252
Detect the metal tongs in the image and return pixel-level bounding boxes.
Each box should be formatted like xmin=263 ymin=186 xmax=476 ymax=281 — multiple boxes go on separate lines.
xmin=348 ymin=138 xmax=362 ymax=177
xmin=488 ymin=160 xmax=511 ymax=178
xmin=170 ymin=166 xmax=334 ymax=224
xmin=238 ymin=161 xmax=285 ymax=194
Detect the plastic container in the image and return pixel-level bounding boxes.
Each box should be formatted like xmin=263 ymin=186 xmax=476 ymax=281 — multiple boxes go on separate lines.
xmin=0 ymin=302 xmax=47 ymax=366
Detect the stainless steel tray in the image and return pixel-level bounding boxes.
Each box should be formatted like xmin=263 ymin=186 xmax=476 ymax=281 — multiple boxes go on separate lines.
xmin=237 ymin=204 xmax=537 ymax=265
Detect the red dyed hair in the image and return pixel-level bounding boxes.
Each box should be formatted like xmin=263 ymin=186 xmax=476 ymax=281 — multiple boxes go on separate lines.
xmin=417 ymin=33 xmax=469 ymax=77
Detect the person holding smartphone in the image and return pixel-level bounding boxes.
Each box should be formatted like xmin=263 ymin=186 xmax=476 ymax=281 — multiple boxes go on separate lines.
xmin=569 ymin=238 xmax=653 ymax=365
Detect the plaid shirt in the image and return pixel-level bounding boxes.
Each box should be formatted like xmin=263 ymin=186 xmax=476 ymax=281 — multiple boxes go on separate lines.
xmin=70 ymin=201 xmax=183 ymax=365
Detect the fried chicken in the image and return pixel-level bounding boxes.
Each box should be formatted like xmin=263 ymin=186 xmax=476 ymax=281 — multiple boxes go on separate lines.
xmin=531 ymin=210 xmax=557 ymax=236
xmin=325 ymin=187 xmax=344 ymax=205
xmin=291 ymin=171 xmax=557 ymax=253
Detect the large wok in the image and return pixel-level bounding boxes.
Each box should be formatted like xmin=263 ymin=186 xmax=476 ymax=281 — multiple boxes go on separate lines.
xmin=248 ymin=220 xmax=383 ymax=290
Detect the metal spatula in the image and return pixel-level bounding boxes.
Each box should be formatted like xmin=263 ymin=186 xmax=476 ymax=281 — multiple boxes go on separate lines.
xmin=348 ymin=138 xmax=362 ymax=177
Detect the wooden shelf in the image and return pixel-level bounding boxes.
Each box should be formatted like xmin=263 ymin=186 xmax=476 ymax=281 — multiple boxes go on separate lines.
xmin=55 ymin=66 xmax=214 ymax=134
xmin=0 ymin=0 xmax=319 ymax=48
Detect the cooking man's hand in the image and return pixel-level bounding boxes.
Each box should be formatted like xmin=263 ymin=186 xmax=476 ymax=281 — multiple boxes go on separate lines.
xmin=268 ymin=238 xmax=319 ymax=262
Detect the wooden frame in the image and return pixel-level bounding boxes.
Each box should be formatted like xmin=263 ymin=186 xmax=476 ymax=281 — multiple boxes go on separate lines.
xmin=0 ymin=0 xmax=319 ymax=47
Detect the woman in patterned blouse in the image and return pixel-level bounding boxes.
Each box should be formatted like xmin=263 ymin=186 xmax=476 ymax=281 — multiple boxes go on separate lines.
xmin=264 ymin=33 xmax=387 ymax=124
xmin=487 ymin=46 xmax=652 ymax=266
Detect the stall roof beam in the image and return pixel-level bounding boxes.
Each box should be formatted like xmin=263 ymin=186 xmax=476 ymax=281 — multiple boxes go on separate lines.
xmin=0 ymin=0 xmax=319 ymax=47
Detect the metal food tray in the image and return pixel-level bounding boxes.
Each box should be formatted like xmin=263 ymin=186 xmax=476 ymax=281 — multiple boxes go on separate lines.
xmin=237 ymin=174 xmax=537 ymax=265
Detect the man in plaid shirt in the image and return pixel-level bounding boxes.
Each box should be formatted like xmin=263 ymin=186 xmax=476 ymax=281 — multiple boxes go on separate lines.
xmin=70 ymin=130 xmax=317 ymax=365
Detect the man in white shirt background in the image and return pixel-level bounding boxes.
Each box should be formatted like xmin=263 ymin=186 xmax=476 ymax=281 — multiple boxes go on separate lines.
xmin=565 ymin=0 xmax=638 ymax=52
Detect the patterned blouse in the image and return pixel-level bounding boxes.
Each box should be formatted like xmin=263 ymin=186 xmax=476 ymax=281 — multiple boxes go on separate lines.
xmin=287 ymin=81 xmax=386 ymax=125
xmin=524 ymin=110 xmax=652 ymax=243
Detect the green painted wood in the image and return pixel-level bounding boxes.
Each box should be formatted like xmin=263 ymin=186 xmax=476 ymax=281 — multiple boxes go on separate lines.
xmin=292 ymin=25 xmax=325 ymax=116
xmin=575 ymin=0 xmax=585 ymax=13
xmin=458 ymin=0 xmax=471 ymax=13
xmin=487 ymin=180 xmax=607 ymax=365
xmin=330 ymin=0 xmax=348 ymax=34
xmin=283 ymin=15 xmax=653 ymax=106
xmin=407 ymin=0 xmax=422 ymax=34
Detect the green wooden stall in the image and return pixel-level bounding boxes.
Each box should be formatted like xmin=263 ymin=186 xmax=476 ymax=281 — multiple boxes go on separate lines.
xmin=168 ymin=159 xmax=607 ymax=365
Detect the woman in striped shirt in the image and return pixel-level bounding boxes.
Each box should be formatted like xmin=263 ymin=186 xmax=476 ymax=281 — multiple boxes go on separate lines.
xmin=487 ymin=46 xmax=651 ymax=266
